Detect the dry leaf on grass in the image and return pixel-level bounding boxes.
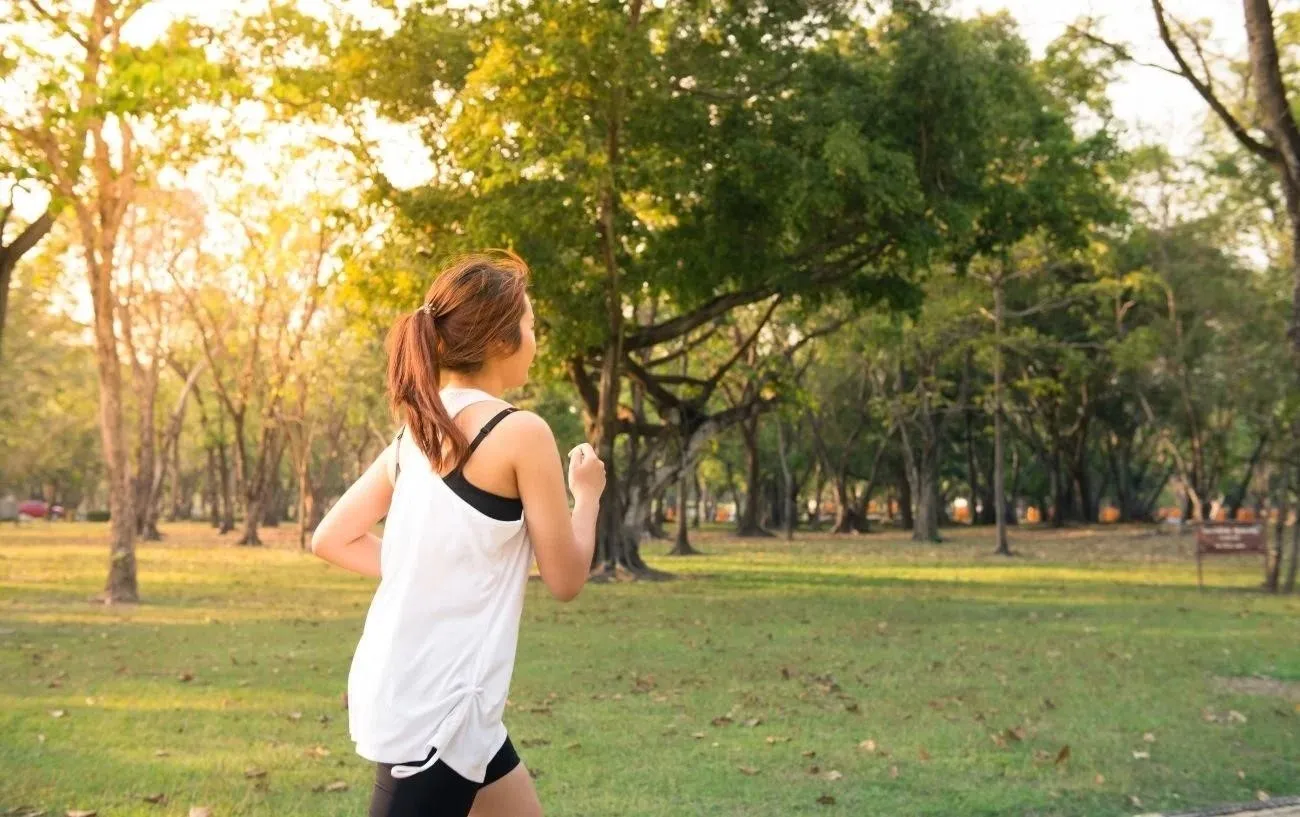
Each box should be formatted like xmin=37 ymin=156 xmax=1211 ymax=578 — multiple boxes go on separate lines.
xmin=243 ymin=768 xmax=267 ymax=779
xmin=188 ymin=807 xmax=212 ymax=817
xmin=823 ymin=770 xmax=843 ymax=781
xmin=816 ymin=795 xmax=836 ymax=806
xmin=858 ymin=739 xmax=877 ymax=752
xmin=142 ymin=793 xmax=167 ymax=805
xmin=737 ymin=765 xmax=760 ymax=776
xmin=65 ymin=810 xmax=97 ymax=817
xmin=1055 ymin=745 xmax=1070 ymax=765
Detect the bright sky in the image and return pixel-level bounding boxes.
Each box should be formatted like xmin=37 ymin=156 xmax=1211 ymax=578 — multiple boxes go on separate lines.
xmin=953 ymin=0 xmax=1249 ymax=155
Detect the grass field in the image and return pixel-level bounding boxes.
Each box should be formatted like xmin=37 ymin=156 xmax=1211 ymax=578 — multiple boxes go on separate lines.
xmin=1 ymin=521 xmax=1297 ymax=816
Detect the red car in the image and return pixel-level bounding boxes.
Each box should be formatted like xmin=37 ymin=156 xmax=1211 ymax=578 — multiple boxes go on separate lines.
xmin=17 ymin=500 xmax=63 ymax=520
xmin=18 ymin=500 xmax=47 ymax=518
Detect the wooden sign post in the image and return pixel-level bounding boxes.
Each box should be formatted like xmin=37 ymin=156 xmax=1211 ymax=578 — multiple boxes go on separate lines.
xmin=1196 ymin=522 xmax=1267 ymax=590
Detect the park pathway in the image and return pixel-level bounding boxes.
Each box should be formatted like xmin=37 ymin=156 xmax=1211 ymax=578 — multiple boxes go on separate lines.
xmin=1139 ymin=797 xmax=1300 ymax=817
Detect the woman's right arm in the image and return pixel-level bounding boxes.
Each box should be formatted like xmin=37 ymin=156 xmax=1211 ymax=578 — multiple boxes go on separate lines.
xmin=512 ymin=412 xmax=605 ymax=601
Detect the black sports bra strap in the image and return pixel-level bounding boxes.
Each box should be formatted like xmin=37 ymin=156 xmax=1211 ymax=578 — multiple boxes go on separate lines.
xmin=456 ymin=407 xmax=519 ymax=471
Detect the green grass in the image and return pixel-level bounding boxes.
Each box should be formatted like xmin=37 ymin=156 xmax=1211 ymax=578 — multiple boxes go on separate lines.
xmin=1 ymin=521 xmax=1297 ymax=816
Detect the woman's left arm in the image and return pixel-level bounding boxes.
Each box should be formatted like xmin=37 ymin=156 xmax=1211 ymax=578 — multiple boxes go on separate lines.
xmin=310 ymin=443 xmax=395 ymax=578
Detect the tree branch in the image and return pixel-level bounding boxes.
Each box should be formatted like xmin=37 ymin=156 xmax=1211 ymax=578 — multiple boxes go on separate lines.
xmin=22 ymin=0 xmax=90 ymax=49
xmin=1150 ymin=0 xmax=1282 ymax=165
xmin=622 ymin=286 xmax=775 ymax=351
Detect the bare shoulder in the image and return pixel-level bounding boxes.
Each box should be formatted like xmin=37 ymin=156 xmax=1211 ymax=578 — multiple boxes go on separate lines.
xmin=499 ymin=409 xmax=555 ymax=443
xmin=494 ymin=410 xmax=556 ymax=462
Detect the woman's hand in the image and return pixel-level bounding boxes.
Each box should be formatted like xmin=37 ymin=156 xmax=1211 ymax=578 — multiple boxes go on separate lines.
xmin=567 ymin=443 xmax=606 ymax=505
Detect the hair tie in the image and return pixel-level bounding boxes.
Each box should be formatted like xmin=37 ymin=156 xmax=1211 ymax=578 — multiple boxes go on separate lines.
xmin=418 ymin=302 xmax=437 ymax=317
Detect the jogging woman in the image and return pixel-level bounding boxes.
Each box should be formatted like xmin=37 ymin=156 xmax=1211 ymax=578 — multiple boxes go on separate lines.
xmin=311 ymin=251 xmax=605 ymax=817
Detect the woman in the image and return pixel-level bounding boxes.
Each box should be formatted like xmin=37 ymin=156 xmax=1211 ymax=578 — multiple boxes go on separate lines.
xmin=311 ymin=251 xmax=605 ymax=817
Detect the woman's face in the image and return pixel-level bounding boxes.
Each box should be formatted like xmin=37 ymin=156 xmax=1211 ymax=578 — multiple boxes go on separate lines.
xmin=500 ymin=295 xmax=537 ymax=389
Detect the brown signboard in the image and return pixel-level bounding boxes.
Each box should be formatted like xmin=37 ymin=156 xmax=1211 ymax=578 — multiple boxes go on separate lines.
xmin=1196 ymin=522 xmax=1268 ymax=589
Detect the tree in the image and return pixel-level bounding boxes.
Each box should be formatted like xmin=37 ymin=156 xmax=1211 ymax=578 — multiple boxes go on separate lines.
xmin=172 ymin=196 xmax=341 ymax=546
xmin=333 ymin=1 xmax=1119 ymax=573
xmin=1 ymin=0 xmax=238 ymax=600
xmin=0 ymin=259 xmax=102 ymax=508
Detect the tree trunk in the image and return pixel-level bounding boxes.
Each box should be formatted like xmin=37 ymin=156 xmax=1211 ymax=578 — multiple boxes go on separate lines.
xmin=670 ymin=447 xmax=698 ymax=555
xmin=1227 ymin=433 xmax=1270 ymax=518
xmin=1239 ymin=0 xmax=1300 ymax=357
xmin=297 ymin=449 xmax=313 ymax=551
xmin=92 ymin=271 xmax=138 ymax=602
xmin=132 ymin=359 xmax=161 ymax=541
xmin=992 ymin=274 xmax=1010 ymax=555
xmin=899 ymin=421 xmax=941 ymax=542
xmin=237 ymin=425 xmax=280 ymax=546
xmin=217 ymin=438 xmax=235 ymax=534
xmin=913 ymin=451 xmax=941 ymax=542
xmin=1286 ymin=477 xmax=1300 ymax=593
xmin=830 ymin=474 xmax=865 ymax=533
xmin=692 ymin=468 xmax=703 ymax=530
xmin=205 ymin=446 xmax=218 ymax=524
xmin=240 ymin=494 xmax=263 ymax=545
xmin=897 ymin=465 xmax=914 ymax=530
xmin=736 ymin=414 xmax=770 ymax=537
xmin=776 ymin=420 xmax=796 ymax=541
xmin=1051 ymin=455 xmax=1070 ymax=528
xmin=1268 ymin=467 xmax=1288 ymax=592
xmin=167 ymin=430 xmax=187 ymax=521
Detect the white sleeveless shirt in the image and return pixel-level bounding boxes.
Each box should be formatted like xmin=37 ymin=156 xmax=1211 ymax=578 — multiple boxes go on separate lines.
xmin=348 ymin=387 xmax=533 ymax=783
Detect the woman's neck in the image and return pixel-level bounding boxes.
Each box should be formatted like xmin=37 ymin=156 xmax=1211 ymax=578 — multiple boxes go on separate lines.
xmin=440 ymin=373 xmax=507 ymax=399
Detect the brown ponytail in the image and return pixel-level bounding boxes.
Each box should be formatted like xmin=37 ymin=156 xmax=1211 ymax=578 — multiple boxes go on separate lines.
xmin=386 ymin=251 xmax=530 ymax=472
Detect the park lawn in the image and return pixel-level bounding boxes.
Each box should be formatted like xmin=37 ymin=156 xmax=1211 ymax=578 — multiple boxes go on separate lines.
xmin=0 ymin=522 xmax=1297 ymax=817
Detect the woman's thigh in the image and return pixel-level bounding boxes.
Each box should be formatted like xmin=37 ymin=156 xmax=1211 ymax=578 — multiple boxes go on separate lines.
xmin=469 ymin=763 xmax=543 ymax=817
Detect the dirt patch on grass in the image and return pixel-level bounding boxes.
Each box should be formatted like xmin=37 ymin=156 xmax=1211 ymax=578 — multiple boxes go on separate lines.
xmin=1214 ymin=676 xmax=1300 ymax=701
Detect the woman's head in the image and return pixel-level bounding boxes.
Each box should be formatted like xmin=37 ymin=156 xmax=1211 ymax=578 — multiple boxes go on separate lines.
xmin=386 ymin=251 xmax=535 ymax=471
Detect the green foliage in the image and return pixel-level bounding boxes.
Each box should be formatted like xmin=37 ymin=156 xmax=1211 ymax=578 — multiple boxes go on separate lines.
xmin=0 ymin=279 xmax=101 ymax=506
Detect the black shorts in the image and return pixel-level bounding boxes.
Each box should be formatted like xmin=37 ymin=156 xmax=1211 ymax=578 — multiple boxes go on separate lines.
xmin=368 ymin=736 xmax=522 ymax=817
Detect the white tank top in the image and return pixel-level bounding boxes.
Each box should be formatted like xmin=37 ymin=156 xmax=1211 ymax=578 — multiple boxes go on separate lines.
xmin=347 ymin=387 xmax=533 ymax=783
